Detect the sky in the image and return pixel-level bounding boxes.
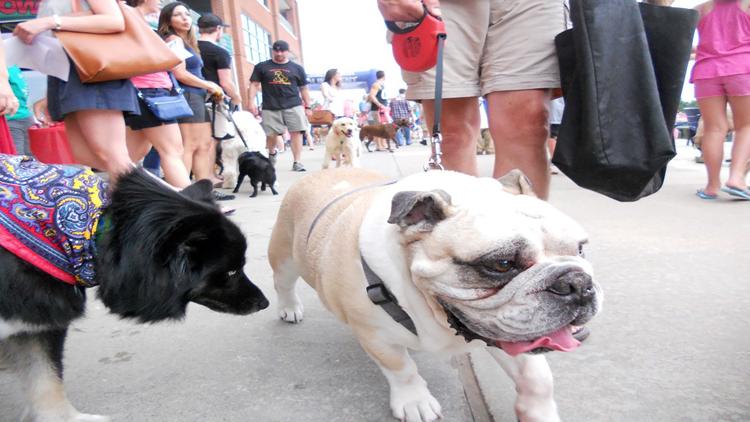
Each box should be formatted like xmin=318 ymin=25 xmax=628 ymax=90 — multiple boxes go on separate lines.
xmin=297 ymin=0 xmax=705 ymax=102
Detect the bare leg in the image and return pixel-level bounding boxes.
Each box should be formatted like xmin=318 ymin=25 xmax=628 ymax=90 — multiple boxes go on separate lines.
xmin=487 ymin=348 xmax=560 ymax=422
xmin=727 ymin=95 xmax=750 ymax=190
xmin=697 ymin=96 xmax=730 ymax=196
xmin=290 ymin=131 xmax=304 ymax=163
xmin=181 ymin=122 xmax=213 ymax=181
xmin=421 ymin=97 xmax=480 ymax=176
xmin=486 ymin=89 xmax=552 ymax=199
xmin=64 ymin=110 xmax=133 ymax=180
xmin=140 ymin=124 xmax=191 ymax=188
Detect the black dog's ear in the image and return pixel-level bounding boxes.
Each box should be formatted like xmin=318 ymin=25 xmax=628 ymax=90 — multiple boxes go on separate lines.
xmin=157 ymin=213 xmax=219 ymax=263
xmin=181 ymin=180 xmax=215 ymax=204
xmin=388 ymin=189 xmax=452 ymax=231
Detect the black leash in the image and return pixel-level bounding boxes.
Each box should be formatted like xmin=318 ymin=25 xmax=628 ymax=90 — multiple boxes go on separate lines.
xmin=424 ymin=33 xmax=446 ymax=171
xmin=211 ymin=101 xmax=249 ymax=149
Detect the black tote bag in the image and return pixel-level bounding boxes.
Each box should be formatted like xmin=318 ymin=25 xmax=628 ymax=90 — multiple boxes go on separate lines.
xmin=552 ymin=0 xmax=698 ymax=202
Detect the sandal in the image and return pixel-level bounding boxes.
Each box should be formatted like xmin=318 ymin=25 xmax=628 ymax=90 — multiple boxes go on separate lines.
xmin=220 ymin=206 xmax=236 ymax=216
xmin=721 ymin=185 xmax=750 ymax=200
xmin=696 ymin=189 xmax=717 ymax=200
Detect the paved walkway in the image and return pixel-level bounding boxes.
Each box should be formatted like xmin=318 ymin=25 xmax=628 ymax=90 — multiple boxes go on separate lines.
xmin=1 ymin=141 xmax=748 ymax=421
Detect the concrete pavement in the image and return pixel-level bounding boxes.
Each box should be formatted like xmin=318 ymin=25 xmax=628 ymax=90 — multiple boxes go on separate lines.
xmin=1 ymin=141 xmax=748 ymax=421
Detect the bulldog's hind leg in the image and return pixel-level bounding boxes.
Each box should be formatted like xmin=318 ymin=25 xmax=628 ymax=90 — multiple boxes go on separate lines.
xmin=487 ymin=348 xmax=560 ymax=422
xmin=2 ymin=329 xmax=110 ymax=422
xmin=359 ymin=338 xmax=442 ymax=422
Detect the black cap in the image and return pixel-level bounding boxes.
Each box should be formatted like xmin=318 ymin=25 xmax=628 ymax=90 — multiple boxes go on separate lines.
xmin=272 ymin=40 xmax=290 ymax=51
xmin=197 ymin=13 xmax=229 ymax=29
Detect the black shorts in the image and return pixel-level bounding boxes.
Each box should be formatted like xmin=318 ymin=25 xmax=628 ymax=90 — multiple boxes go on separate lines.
xmin=125 ymin=88 xmax=178 ymax=131
xmin=178 ymin=90 xmax=210 ymax=124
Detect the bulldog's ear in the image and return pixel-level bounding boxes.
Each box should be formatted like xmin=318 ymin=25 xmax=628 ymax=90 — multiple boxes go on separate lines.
xmin=181 ymin=179 xmax=215 ymax=204
xmin=497 ymin=169 xmax=536 ymax=197
xmin=388 ymin=189 xmax=452 ymax=231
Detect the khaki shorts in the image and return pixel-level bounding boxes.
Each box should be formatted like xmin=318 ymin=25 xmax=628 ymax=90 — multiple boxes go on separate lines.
xmin=403 ymin=0 xmax=567 ymax=100
xmin=261 ymin=105 xmax=308 ymax=136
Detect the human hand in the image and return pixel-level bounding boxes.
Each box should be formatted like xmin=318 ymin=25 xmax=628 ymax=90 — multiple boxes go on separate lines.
xmin=377 ymin=0 xmax=441 ymax=21
xmin=33 ymin=98 xmax=53 ymax=126
xmin=0 ymin=81 xmax=19 ymax=116
xmin=13 ymin=17 xmax=54 ymax=44
xmin=248 ymin=103 xmax=259 ymax=116
xmin=206 ymin=81 xmax=223 ymax=97
xmin=304 ymin=108 xmax=312 ymax=118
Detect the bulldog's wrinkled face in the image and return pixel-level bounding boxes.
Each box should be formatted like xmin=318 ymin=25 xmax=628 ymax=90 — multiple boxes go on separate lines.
xmin=388 ymin=170 xmax=602 ymax=355
xmin=332 ymin=117 xmax=357 ymax=141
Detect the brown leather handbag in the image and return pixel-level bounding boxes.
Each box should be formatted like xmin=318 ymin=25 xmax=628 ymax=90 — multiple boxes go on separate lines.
xmin=55 ymin=2 xmax=181 ymax=83
xmin=308 ymin=110 xmax=335 ymax=126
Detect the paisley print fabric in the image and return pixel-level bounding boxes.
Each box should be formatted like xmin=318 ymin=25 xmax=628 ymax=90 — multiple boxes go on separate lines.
xmin=0 ymin=154 xmax=109 ymax=286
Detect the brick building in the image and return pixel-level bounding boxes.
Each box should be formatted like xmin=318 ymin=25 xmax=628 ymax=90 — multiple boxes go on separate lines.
xmin=183 ymin=0 xmax=303 ymax=106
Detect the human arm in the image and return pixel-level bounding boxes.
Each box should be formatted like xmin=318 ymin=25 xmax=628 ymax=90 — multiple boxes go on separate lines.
xmin=247 ymin=81 xmax=261 ymax=115
xmin=300 ymin=85 xmax=313 ymax=117
xmin=217 ymin=68 xmax=241 ymax=107
xmin=14 ymin=0 xmax=126 ymax=44
xmin=0 ymin=45 xmax=19 ymax=116
xmin=166 ymin=36 xmax=222 ymax=95
xmin=377 ymin=0 xmax=441 ymax=21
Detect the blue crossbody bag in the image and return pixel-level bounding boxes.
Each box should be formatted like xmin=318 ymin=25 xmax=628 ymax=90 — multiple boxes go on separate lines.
xmin=137 ymin=72 xmax=194 ymax=121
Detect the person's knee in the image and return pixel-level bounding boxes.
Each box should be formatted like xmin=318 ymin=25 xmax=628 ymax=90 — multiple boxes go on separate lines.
xmin=492 ymin=102 xmax=548 ymax=148
xmin=441 ymin=117 xmax=478 ymax=151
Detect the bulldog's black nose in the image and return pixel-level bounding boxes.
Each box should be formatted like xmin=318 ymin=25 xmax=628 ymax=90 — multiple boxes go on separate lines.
xmin=546 ymin=271 xmax=595 ymax=304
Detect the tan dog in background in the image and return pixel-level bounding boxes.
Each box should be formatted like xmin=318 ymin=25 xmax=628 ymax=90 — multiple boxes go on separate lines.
xmin=322 ymin=117 xmax=361 ymax=169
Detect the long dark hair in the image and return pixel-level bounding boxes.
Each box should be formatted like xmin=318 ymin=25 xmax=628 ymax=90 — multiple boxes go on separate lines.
xmin=324 ymin=69 xmax=340 ymax=88
xmin=158 ymin=2 xmax=199 ymax=52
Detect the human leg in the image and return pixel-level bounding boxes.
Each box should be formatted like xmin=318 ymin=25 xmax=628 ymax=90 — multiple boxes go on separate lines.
xmin=188 ymin=123 xmax=214 ymax=181
xmin=726 ymin=94 xmax=750 ymax=191
xmin=697 ymin=96 xmax=730 ymax=196
xmin=141 ymin=124 xmax=191 ymax=188
xmin=421 ymin=97 xmax=480 ymax=175
xmin=484 ymin=89 xmax=551 ymax=199
xmin=64 ymin=110 xmax=133 ymax=179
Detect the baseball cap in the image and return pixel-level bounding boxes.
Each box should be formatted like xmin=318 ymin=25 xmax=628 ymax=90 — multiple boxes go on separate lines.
xmin=272 ymin=40 xmax=290 ymax=51
xmin=197 ymin=13 xmax=229 ymax=29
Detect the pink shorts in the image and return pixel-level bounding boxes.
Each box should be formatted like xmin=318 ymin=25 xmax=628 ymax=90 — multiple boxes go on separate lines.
xmin=694 ymin=73 xmax=750 ymax=99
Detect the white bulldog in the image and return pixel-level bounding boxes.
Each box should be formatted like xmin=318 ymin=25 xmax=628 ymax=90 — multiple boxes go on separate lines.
xmin=268 ymin=168 xmax=602 ymax=422
xmin=322 ymin=117 xmax=362 ymax=169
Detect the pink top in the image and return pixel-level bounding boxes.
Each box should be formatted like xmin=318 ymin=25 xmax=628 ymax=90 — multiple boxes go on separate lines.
xmin=130 ymin=71 xmax=172 ymax=89
xmin=691 ymin=1 xmax=750 ymax=82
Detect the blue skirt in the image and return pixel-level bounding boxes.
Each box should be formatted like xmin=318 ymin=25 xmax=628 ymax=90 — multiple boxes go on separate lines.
xmin=47 ymin=59 xmax=140 ymax=122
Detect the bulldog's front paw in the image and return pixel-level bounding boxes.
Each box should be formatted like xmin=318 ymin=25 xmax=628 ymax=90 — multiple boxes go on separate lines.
xmin=278 ymin=301 xmax=304 ymax=323
xmin=390 ymin=385 xmax=442 ymax=422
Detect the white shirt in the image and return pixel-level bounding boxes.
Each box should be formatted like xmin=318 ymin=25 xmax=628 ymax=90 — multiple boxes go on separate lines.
xmin=321 ymin=82 xmax=344 ymax=117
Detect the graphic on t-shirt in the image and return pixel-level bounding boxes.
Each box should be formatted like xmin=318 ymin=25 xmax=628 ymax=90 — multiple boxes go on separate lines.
xmin=271 ymin=69 xmax=291 ymax=85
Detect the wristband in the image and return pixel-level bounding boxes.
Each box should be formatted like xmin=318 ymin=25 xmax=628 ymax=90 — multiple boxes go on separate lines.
xmin=52 ymin=15 xmax=62 ymax=31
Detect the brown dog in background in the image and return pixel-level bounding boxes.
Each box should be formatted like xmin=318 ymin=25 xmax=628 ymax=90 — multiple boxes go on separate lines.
xmin=359 ymin=120 xmax=409 ymax=152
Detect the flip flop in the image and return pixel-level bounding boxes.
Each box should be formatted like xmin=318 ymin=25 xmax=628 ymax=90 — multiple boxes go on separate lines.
xmin=220 ymin=206 xmax=236 ymax=216
xmin=721 ymin=186 xmax=750 ymax=200
xmin=696 ymin=190 xmax=717 ymax=200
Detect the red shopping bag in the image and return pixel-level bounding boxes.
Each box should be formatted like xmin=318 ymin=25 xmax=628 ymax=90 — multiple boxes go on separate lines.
xmin=0 ymin=116 xmax=17 ymax=154
xmin=28 ymin=123 xmax=76 ymax=164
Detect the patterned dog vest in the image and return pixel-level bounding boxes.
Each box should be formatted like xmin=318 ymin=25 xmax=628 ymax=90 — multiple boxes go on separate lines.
xmin=0 ymin=155 xmax=109 ymax=287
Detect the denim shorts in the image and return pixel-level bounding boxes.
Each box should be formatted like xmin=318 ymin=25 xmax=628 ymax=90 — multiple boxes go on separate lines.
xmin=47 ymin=57 xmax=139 ymax=122
xmin=125 ymin=88 xmax=178 ymax=130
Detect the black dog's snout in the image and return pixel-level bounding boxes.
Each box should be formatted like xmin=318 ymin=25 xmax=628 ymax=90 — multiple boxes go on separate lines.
xmin=546 ymin=271 xmax=595 ymax=303
xmin=257 ymin=297 xmax=270 ymax=311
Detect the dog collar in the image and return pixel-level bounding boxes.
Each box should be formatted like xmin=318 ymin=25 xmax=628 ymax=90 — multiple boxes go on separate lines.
xmin=362 ymin=256 xmax=418 ymax=336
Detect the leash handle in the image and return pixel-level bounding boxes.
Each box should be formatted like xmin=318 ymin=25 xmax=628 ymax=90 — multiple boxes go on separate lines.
xmin=424 ymin=33 xmax=446 ymax=171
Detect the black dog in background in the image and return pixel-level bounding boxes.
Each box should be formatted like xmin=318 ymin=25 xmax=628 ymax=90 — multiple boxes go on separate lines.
xmin=0 ymin=169 xmax=268 ymax=421
xmin=233 ymin=151 xmax=279 ymax=197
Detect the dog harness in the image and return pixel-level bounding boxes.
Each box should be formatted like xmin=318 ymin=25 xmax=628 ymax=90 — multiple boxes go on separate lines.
xmin=0 ymin=155 xmax=109 ymax=287
xmin=306 ymin=180 xmax=418 ymax=336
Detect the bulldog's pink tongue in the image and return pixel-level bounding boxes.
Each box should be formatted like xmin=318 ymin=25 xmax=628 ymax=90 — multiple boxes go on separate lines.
xmin=497 ymin=326 xmax=580 ymax=356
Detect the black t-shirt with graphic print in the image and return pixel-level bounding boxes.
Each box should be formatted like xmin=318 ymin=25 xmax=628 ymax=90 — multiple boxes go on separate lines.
xmin=250 ymin=59 xmax=308 ymax=111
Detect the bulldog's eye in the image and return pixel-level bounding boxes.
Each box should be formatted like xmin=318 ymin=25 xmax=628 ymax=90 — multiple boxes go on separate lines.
xmin=227 ymin=270 xmax=237 ymax=277
xmin=577 ymin=243 xmax=586 ymax=258
xmin=486 ymin=260 xmax=515 ymax=273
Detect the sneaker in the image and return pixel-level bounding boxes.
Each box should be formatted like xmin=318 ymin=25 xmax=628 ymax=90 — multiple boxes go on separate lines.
xmin=292 ymin=162 xmax=306 ymax=172
xmin=269 ymin=151 xmax=278 ymax=167
xmin=213 ymin=190 xmax=235 ymax=201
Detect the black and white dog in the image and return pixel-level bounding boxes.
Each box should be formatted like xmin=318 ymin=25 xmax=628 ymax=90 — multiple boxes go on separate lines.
xmin=0 ymin=167 xmax=268 ymax=422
